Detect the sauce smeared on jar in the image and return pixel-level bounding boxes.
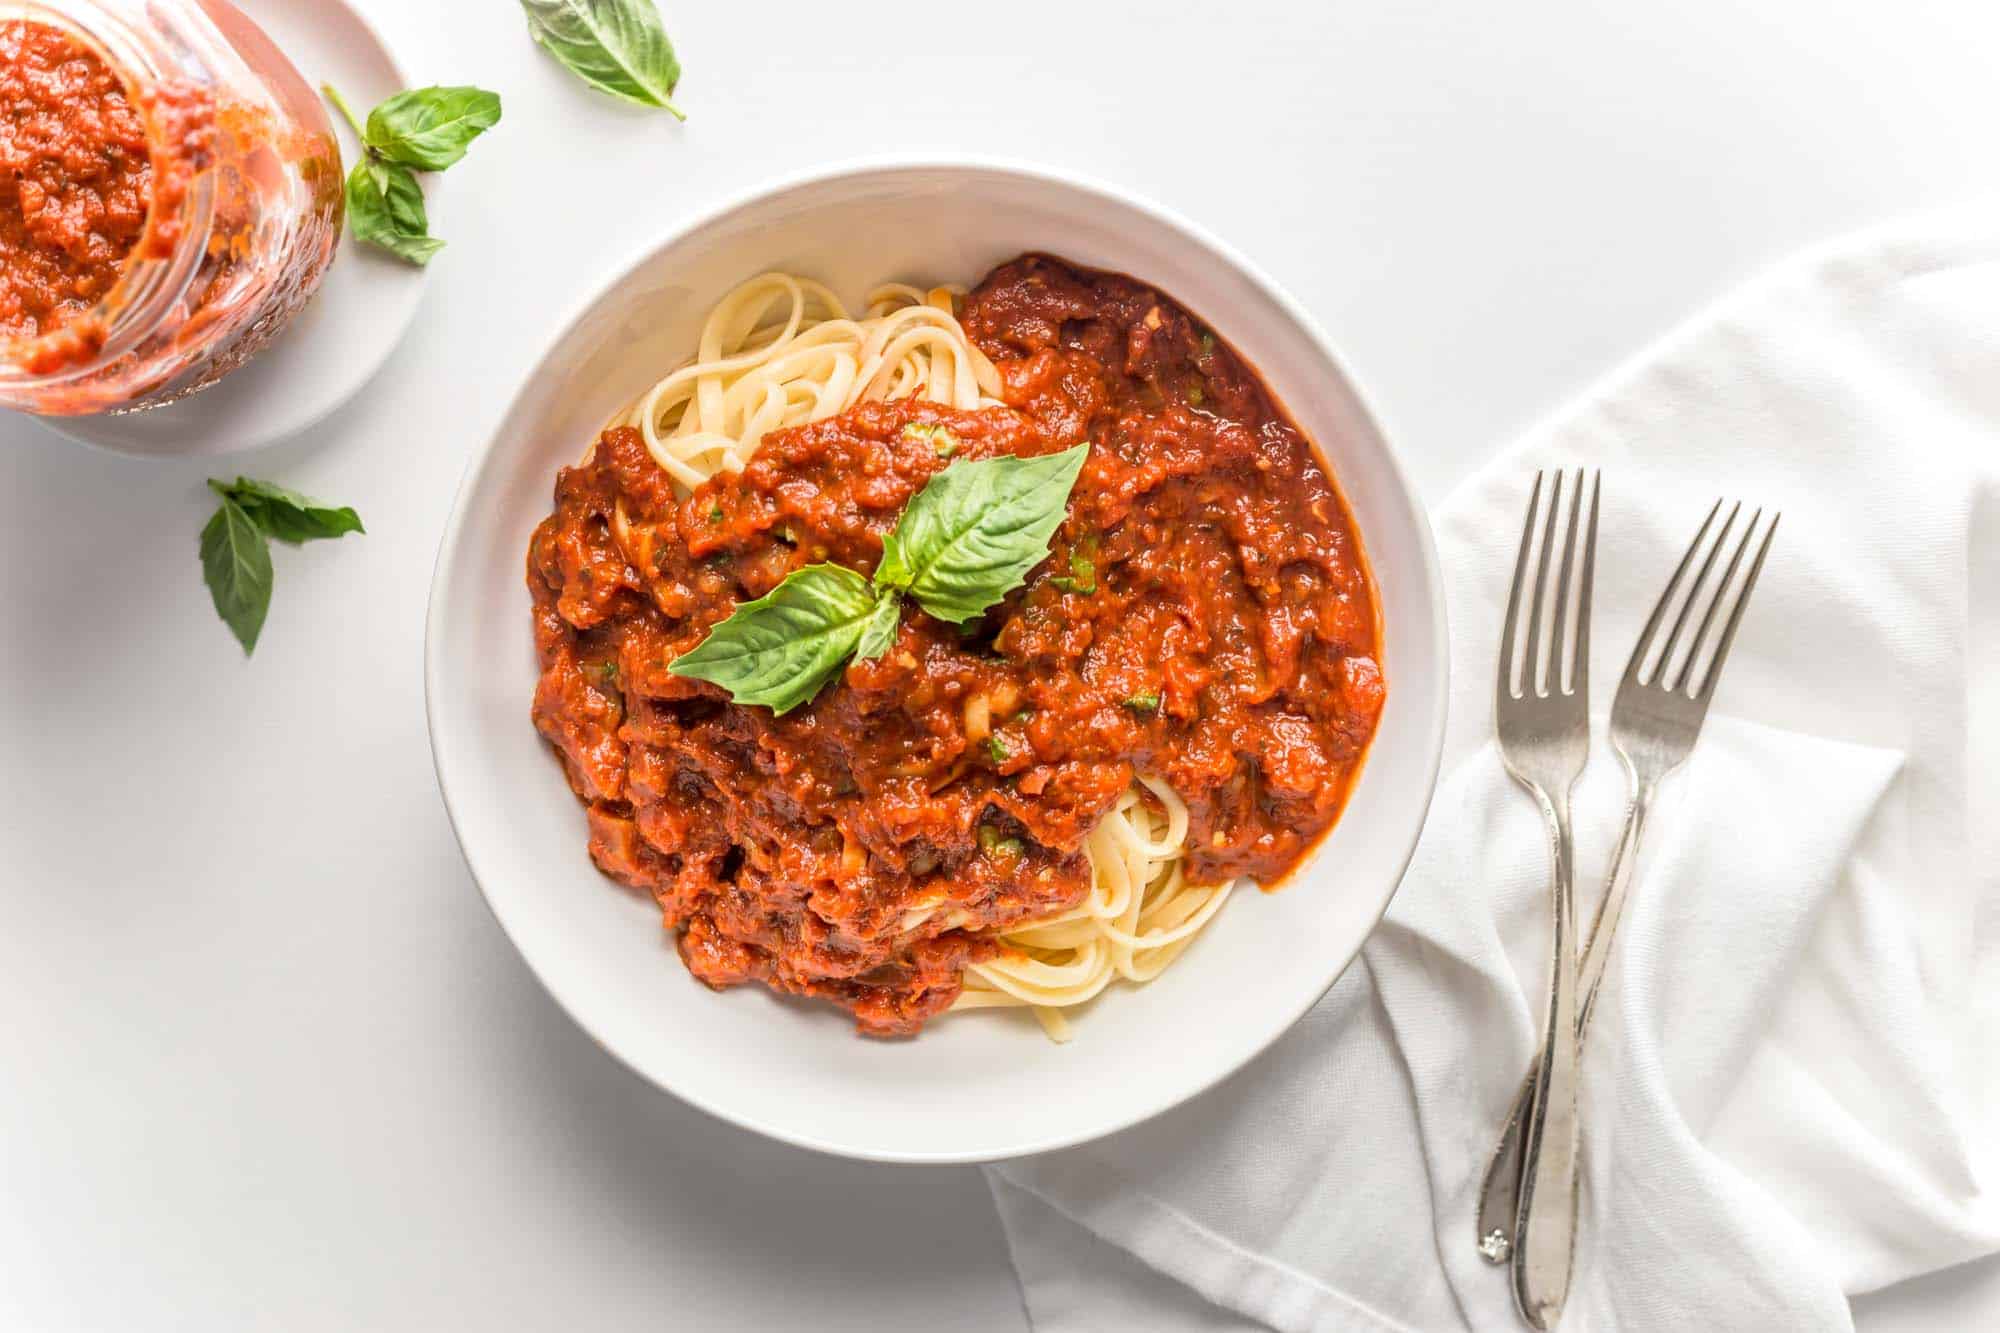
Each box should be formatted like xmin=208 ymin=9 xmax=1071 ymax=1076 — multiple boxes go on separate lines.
xmin=0 ymin=20 xmax=152 ymax=363
xmin=0 ymin=4 xmax=338 ymax=415
xmin=0 ymin=18 xmax=218 ymax=376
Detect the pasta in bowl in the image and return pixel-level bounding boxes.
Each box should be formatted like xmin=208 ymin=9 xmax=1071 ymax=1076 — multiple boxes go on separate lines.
xmin=430 ymin=161 xmax=1446 ymax=1160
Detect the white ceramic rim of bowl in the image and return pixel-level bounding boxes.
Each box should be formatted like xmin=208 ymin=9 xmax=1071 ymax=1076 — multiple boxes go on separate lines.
xmin=424 ymin=154 xmax=1449 ymax=1163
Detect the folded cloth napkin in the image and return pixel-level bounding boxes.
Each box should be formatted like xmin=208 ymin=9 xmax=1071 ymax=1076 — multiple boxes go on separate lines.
xmin=985 ymin=211 xmax=2000 ymax=1332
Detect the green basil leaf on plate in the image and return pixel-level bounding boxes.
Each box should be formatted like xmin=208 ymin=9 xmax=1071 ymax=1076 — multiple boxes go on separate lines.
xmin=344 ymin=158 xmax=444 ymax=266
xmin=669 ymin=564 xmax=883 ymax=713
xmin=519 ymin=0 xmax=686 ymax=120
xmin=875 ymin=444 xmax=1090 ymax=623
xmin=364 ymin=85 xmax=503 ymax=171
xmin=200 ymin=498 xmax=274 ymax=655
xmin=322 ymin=82 xmax=499 ymax=265
xmin=209 ymin=477 xmax=365 ymax=545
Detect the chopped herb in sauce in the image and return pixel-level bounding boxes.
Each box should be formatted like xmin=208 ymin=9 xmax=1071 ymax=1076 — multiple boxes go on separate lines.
xmin=1049 ymin=536 xmax=1098 ymax=595
xmin=983 ymin=735 xmax=1010 ymax=765
xmin=1124 ymin=691 xmax=1160 ymax=714
xmin=976 ymin=822 xmax=1024 ymax=858
xmin=707 ymin=505 xmax=724 ymax=524
xmin=901 ymin=421 xmax=960 ymax=457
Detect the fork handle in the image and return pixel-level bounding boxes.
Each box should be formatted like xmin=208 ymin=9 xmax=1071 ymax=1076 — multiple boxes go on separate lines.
xmin=1512 ymin=792 xmax=1581 ymax=1329
xmin=1475 ymin=784 xmax=1652 ymax=1263
xmin=1576 ymin=783 xmax=1651 ymax=1032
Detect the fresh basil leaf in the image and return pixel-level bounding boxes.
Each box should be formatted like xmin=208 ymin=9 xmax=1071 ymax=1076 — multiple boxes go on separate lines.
xmin=852 ymin=590 xmax=902 ymax=662
xmin=342 ymin=157 xmax=442 ymax=265
xmin=364 ymin=86 xmax=502 ymax=170
xmin=875 ymin=444 xmax=1090 ymax=624
xmin=519 ymin=0 xmax=686 ymax=119
xmin=210 ymin=477 xmax=364 ymax=545
xmin=200 ymin=498 xmax=274 ymax=655
xmin=368 ymin=157 xmax=429 ymax=234
xmin=668 ymin=564 xmax=883 ymax=713
xmin=321 ymin=82 xmax=497 ymax=265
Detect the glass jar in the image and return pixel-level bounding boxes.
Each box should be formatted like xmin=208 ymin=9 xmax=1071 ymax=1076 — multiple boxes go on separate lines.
xmin=0 ymin=0 xmax=342 ymax=415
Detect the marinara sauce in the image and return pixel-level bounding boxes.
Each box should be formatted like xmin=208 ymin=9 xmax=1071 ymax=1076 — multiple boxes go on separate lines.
xmin=0 ymin=21 xmax=154 ymax=356
xmin=529 ymin=256 xmax=1385 ymax=1035
xmin=0 ymin=2 xmax=340 ymax=414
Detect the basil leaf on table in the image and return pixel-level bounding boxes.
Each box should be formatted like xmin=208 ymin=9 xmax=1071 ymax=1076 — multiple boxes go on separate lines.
xmin=364 ymin=86 xmax=503 ymax=170
xmin=519 ymin=0 xmax=687 ymax=120
xmin=209 ymin=477 xmax=365 ymax=545
xmin=874 ymin=444 xmax=1090 ymax=623
xmin=200 ymin=498 xmax=275 ymax=655
xmin=668 ymin=565 xmax=884 ymax=713
xmin=198 ymin=477 xmax=364 ymax=656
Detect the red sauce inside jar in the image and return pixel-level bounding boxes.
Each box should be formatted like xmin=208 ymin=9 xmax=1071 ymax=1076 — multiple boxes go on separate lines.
xmin=0 ymin=18 xmax=214 ymax=375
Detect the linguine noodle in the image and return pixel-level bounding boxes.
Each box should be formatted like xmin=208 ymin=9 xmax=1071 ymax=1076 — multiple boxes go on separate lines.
xmin=607 ymin=272 xmax=1235 ymax=1040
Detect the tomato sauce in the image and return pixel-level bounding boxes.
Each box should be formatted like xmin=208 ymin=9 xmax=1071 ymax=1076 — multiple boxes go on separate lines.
xmin=0 ymin=18 xmax=214 ymax=374
xmin=528 ymin=256 xmax=1385 ymax=1034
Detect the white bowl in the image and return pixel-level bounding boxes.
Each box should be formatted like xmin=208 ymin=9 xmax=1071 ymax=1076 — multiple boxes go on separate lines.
xmin=425 ymin=159 xmax=1448 ymax=1163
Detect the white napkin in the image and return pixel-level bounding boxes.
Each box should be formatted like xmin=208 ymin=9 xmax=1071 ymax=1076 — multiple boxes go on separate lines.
xmin=985 ymin=211 xmax=2000 ymax=1332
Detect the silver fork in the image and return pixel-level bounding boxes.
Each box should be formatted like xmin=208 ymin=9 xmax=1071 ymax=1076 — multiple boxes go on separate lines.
xmin=1492 ymin=469 xmax=1598 ymax=1330
xmin=1475 ymin=498 xmax=1781 ymax=1293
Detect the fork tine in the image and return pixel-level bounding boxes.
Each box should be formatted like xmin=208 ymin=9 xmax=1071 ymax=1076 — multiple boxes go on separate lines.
xmin=1656 ymin=501 xmax=1741 ymax=691
xmin=1678 ymin=507 xmax=1762 ymax=695
xmin=1526 ymin=470 xmax=1564 ymax=696
xmin=1499 ymin=472 xmax=1546 ymax=700
xmin=1572 ymin=471 xmax=1600 ymax=695
xmin=1550 ymin=469 xmax=1583 ymax=696
xmin=1622 ymin=499 xmax=1721 ymax=686
xmin=1692 ymin=513 xmax=1780 ymax=700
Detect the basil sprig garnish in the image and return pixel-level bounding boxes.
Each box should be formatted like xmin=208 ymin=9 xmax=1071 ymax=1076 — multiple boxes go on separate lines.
xmin=670 ymin=444 xmax=1089 ymax=713
xmin=667 ymin=566 xmax=894 ymax=713
xmin=875 ymin=446 xmax=1089 ymax=624
xmin=519 ymin=0 xmax=687 ymax=120
xmin=199 ymin=478 xmax=365 ymax=655
xmin=322 ymin=83 xmax=502 ymax=265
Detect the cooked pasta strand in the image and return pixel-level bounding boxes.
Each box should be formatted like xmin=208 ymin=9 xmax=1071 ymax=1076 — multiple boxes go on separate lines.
xmin=608 ymin=272 xmax=1232 ymax=1042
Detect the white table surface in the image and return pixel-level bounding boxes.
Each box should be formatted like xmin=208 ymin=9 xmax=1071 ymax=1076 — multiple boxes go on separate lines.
xmin=4 ymin=1 xmax=1995 ymax=1328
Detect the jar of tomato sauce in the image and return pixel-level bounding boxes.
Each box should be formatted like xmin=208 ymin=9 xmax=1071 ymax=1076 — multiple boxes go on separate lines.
xmin=0 ymin=0 xmax=341 ymax=416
